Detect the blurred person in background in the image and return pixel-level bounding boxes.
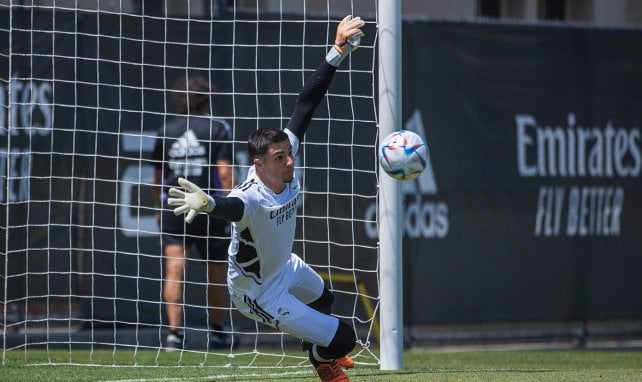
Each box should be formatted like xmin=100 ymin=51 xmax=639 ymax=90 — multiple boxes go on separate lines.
xmin=151 ymin=74 xmax=236 ymax=350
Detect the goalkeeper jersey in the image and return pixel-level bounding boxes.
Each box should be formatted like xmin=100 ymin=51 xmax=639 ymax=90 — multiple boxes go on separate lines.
xmin=227 ymin=129 xmax=300 ymax=297
xmin=217 ymin=59 xmax=337 ymax=297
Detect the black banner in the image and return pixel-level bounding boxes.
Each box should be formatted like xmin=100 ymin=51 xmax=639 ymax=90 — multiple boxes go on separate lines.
xmin=402 ymin=21 xmax=642 ymax=324
xmin=1 ymin=10 xmax=82 ymax=317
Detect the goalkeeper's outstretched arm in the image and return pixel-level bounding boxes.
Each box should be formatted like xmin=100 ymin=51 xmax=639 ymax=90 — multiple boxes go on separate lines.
xmin=285 ymin=15 xmax=365 ymax=141
xmin=168 ymin=177 xmax=244 ymax=224
xmin=169 ymin=15 xmax=365 ymax=224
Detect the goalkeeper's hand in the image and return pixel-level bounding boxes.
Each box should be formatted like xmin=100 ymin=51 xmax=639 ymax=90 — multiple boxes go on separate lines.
xmin=333 ymin=15 xmax=365 ymax=55
xmin=326 ymin=15 xmax=365 ymax=66
xmin=167 ymin=177 xmax=216 ymax=224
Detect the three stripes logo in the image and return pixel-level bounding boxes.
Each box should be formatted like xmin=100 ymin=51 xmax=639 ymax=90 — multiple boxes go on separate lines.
xmin=243 ymin=295 xmax=274 ymax=324
xmin=168 ymin=129 xmax=206 ymax=158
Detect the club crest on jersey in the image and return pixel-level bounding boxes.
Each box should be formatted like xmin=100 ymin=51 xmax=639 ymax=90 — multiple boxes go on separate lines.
xmin=277 ymin=308 xmax=290 ymax=318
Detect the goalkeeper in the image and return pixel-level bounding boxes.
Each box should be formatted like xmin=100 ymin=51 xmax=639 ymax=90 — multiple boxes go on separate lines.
xmin=168 ymin=15 xmax=365 ymax=382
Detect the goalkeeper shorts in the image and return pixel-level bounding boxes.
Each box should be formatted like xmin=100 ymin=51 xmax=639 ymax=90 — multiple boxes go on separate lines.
xmin=229 ymin=253 xmax=339 ymax=347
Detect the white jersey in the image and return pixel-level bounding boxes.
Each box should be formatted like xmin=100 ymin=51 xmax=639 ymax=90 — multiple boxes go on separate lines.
xmin=227 ymin=129 xmax=300 ymax=298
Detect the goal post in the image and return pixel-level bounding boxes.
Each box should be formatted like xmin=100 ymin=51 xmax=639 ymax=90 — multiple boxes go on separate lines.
xmin=377 ymin=0 xmax=404 ymax=371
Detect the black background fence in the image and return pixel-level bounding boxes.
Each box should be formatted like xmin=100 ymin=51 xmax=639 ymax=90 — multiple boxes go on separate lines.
xmin=402 ymin=21 xmax=642 ymax=329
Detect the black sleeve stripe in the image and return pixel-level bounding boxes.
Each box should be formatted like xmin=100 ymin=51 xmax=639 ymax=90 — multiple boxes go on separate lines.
xmin=235 ymin=179 xmax=256 ymax=192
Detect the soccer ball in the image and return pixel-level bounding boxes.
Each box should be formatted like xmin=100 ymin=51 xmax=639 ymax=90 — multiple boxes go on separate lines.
xmin=379 ymin=130 xmax=428 ymax=181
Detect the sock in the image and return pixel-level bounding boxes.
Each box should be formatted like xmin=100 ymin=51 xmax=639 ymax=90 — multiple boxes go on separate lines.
xmin=309 ymin=344 xmax=334 ymax=366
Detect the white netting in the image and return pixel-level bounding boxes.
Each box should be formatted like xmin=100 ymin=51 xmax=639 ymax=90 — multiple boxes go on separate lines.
xmin=0 ymin=0 xmax=380 ymax=370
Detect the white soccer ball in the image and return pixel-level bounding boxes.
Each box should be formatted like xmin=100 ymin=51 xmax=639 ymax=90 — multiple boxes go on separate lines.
xmin=379 ymin=130 xmax=428 ymax=181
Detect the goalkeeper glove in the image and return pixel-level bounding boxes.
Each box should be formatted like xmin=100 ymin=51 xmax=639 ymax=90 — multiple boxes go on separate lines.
xmin=167 ymin=177 xmax=216 ymax=224
xmin=326 ymin=15 xmax=365 ymax=66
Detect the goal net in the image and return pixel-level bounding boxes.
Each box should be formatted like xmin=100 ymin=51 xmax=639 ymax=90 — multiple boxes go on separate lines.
xmin=1 ymin=0 xmax=380 ymax=370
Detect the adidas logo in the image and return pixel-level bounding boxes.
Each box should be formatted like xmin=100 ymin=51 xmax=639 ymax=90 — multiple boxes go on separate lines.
xmin=168 ymin=130 xmax=206 ymax=158
xmin=402 ymin=110 xmax=438 ymax=196
xmin=364 ymin=108 xmax=449 ymax=239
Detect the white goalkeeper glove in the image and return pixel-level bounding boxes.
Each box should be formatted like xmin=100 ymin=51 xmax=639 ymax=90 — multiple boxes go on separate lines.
xmin=167 ymin=177 xmax=216 ymax=224
xmin=326 ymin=15 xmax=365 ymax=66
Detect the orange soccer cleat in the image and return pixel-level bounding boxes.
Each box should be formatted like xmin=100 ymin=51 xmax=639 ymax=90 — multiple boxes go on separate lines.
xmin=313 ymin=360 xmax=350 ymax=382
xmin=337 ymin=355 xmax=355 ymax=369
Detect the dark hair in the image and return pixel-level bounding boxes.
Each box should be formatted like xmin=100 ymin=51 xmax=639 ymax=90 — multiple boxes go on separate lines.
xmin=247 ymin=127 xmax=289 ymax=160
xmin=170 ymin=74 xmax=211 ymax=115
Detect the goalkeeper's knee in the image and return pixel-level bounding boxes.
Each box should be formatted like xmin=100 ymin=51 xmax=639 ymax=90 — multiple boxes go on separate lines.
xmin=309 ymin=320 xmax=356 ymax=364
xmin=307 ymin=287 xmax=334 ymax=315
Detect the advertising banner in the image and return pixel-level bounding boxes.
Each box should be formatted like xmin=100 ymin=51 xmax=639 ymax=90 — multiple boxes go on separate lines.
xmin=402 ymin=21 xmax=642 ymax=324
xmin=1 ymin=10 xmax=81 ymax=314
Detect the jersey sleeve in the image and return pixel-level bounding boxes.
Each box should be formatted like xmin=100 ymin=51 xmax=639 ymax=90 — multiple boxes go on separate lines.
xmin=210 ymin=195 xmax=245 ymax=222
xmin=218 ymin=180 xmax=258 ymax=223
xmin=284 ymin=60 xmax=337 ymax=141
xmin=283 ymin=128 xmax=300 ymax=157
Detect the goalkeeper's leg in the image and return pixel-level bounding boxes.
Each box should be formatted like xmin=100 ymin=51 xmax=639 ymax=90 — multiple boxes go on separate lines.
xmin=273 ymin=296 xmax=356 ymax=381
xmin=231 ymin=290 xmax=355 ymax=381
xmin=303 ymin=288 xmax=355 ymax=369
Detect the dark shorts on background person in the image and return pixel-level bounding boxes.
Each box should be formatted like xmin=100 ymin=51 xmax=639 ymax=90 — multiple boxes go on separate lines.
xmin=160 ymin=208 xmax=230 ymax=261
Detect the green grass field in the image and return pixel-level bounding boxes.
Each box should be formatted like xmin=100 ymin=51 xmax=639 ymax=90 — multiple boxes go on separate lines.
xmin=1 ymin=347 xmax=641 ymax=381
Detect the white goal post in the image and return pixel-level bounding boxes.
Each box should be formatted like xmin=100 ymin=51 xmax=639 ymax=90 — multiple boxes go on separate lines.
xmin=0 ymin=0 xmax=401 ymax=371
xmin=377 ymin=0 xmax=403 ymax=371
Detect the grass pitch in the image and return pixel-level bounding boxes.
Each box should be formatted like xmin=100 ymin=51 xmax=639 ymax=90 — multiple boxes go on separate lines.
xmin=1 ymin=347 xmax=641 ymax=381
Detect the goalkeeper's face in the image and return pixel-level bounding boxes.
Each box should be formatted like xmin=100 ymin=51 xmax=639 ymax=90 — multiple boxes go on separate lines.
xmin=255 ymin=140 xmax=295 ymax=192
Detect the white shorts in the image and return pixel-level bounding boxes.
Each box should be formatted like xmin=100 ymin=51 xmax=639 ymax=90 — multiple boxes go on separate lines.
xmin=229 ymin=253 xmax=339 ymax=347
